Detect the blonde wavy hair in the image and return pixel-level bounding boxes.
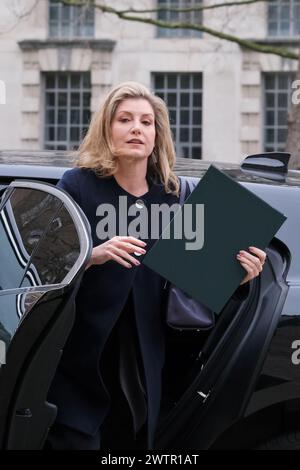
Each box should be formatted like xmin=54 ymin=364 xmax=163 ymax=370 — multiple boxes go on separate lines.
xmin=75 ymin=81 xmax=179 ymax=195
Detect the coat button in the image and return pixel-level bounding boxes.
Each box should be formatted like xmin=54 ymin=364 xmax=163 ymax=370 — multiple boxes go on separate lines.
xmin=135 ymin=199 xmax=145 ymax=209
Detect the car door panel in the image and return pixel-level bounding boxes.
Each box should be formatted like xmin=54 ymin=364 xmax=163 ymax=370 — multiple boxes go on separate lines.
xmin=155 ymin=239 xmax=290 ymax=449
xmin=0 ymin=181 xmax=92 ymax=450
xmin=2 ymin=286 xmax=79 ymax=450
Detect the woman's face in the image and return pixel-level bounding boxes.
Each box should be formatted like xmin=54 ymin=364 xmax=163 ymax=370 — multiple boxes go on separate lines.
xmin=111 ymin=98 xmax=156 ymax=161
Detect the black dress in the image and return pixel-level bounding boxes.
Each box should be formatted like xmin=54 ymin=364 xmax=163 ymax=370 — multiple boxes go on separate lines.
xmin=47 ymin=168 xmax=179 ymax=449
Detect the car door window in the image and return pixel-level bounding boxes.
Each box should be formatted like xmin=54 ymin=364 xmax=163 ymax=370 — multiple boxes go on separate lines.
xmin=0 ymin=183 xmax=86 ymax=362
xmin=20 ymin=204 xmax=80 ymax=288
xmin=0 ymin=188 xmax=60 ymax=291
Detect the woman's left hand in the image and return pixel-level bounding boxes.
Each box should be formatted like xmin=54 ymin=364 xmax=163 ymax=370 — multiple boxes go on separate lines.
xmin=237 ymin=246 xmax=267 ymax=285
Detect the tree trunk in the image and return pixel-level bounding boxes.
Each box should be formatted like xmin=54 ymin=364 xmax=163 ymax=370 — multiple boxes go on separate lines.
xmin=286 ymin=50 xmax=300 ymax=169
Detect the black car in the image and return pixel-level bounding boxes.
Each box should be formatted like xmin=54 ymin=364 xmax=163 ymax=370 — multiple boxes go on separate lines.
xmin=0 ymin=150 xmax=300 ymax=450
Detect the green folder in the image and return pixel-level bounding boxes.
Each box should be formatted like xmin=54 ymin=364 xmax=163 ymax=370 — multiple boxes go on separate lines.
xmin=143 ymin=165 xmax=287 ymax=313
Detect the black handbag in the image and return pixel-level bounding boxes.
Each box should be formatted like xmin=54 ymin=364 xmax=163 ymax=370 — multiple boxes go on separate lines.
xmin=166 ymin=176 xmax=215 ymax=331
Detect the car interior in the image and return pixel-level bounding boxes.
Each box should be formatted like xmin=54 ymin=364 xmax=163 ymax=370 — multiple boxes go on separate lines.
xmin=156 ymin=238 xmax=290 ymax=449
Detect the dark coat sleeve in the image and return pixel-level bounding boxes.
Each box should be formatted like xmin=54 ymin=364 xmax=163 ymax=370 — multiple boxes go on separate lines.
xmin=231 ymin=282 xmax=250 ymax=301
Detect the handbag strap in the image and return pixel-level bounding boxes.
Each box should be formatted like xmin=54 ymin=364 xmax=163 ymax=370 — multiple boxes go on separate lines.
xmin=179 ymin=176 xmax=199 ymax=206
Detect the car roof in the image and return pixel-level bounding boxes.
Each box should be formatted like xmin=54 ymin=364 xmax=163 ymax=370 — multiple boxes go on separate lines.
xmin=0 ymin=164 xmax=68 ymax=180
xmin=1 ymin=150 xmax=300 ymax=188
xmin=174 ymin=159 xmax=300 ymax=188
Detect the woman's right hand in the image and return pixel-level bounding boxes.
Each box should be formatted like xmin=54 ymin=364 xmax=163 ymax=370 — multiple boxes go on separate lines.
xmin=85 ymin=236 xmax=147 ymax=270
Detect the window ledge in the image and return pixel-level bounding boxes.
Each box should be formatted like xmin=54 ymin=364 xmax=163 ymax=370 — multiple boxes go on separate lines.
xmin=18 ymin=38 xmax=116 ymax=52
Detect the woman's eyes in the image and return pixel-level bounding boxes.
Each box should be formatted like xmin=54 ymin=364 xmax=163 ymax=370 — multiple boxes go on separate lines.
xmin=119 ymin=118 xmax=152 ymax=126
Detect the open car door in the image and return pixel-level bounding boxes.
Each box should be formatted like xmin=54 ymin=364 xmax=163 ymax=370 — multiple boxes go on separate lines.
xmin=0 ymin=181 xmax=92 ymax=450
xmin=156 ymin=238 xmax=290 ymax=449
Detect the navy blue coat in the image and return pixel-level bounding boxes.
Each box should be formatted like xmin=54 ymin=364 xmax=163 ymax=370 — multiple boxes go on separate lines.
xmin=48 ymin=168 xmax=179 ymax=448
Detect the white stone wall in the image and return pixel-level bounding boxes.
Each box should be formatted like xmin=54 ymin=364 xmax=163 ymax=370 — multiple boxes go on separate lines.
xmin=0 ymin=0 xmax=298 ymax=162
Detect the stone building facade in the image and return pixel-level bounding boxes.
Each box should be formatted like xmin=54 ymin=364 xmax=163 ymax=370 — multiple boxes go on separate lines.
xmin=0 ymin=0 xmax=299 ymax=163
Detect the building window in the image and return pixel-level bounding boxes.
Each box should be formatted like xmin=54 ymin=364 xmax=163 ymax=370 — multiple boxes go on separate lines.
xmin=264 ymin=73 xmax=295 ymax=152
xmin=49 ymin=0 xmax=94 ymax=38
xmin=268 ymin=0 xmax=300 ymax=37
xmin=44 ymin=72 xmax=91 ymax=151
xmin=153 ymin=73 xmax=202 ymax=159
xmin=157 ymin=0 xmax=202 ymax=38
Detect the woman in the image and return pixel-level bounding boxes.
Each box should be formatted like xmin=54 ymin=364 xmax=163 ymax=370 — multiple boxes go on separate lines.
xmin=46 ymin=82 xmax=266 ymax=450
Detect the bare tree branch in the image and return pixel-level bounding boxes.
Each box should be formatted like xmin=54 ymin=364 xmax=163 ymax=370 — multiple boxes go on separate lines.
xmin=59 ymin=0 xmax=299 ymax=60
xmin=0 ymin=0 xmax=41 ymax=35
xmin=97 ymin=0 xmax=269 ymax=15
xmin=59 ymin=0 xmax=268 ymax=14
xmin=11 ymin=0 xmax=41 ymax=19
